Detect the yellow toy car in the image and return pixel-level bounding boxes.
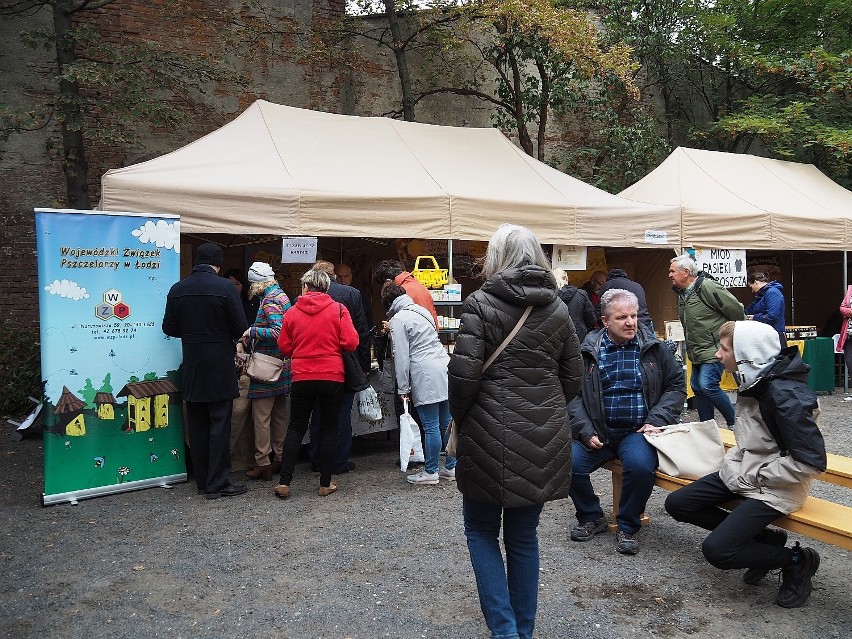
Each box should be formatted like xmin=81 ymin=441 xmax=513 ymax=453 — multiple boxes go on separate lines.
xmin=412 ymin=256 xmax=449 ymax=289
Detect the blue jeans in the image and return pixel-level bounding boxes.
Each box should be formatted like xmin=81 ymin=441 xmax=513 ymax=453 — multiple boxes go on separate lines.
xmin=414 ymin=400 xmax=455 ymax=474
xmin=568 ymin=430 xmax=657 ymax=533
xmin=691 ymin=361 xmax=735 ymax=426
xmin=463 ymin=497 xmax=543 ymax=639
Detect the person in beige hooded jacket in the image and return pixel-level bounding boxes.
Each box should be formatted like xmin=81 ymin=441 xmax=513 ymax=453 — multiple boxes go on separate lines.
xmin=665 ymin=320 xmax=826 ymax=609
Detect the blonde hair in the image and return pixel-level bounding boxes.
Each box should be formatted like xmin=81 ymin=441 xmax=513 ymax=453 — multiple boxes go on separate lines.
xmin=301 ymin=268 xmax=331 ymax=292
xmin=551 ymin=267 xmax=568 ymax=286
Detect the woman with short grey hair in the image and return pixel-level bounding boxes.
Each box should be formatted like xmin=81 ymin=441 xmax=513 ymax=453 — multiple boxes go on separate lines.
xmin=274 ymin=268 xmax=359 ymax=498
xmin=449 ymin=223 xmax=582 ymax=639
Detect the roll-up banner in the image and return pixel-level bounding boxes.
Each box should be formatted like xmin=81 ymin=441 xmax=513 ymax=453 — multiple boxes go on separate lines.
xmin=35 ymin=208 xmax=186 ymax=505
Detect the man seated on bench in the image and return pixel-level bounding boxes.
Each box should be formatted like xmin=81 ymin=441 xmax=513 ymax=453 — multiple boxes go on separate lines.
xmin=568 ymin=289 xmax=685 ymax=555
xmin=665 ymin=321 xmax=827 ymax=609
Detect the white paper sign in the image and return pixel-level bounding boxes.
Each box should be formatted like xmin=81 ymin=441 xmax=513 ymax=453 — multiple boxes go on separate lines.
xmin=693 ymin=247 xmax=747 ymax=288
xmin=282 ymin=236 xmax=318 ymax=263
xmin=644 ymin=230 xmax=668 ymax=244
xmin=552 ymin=245 xmax=587 ymax=270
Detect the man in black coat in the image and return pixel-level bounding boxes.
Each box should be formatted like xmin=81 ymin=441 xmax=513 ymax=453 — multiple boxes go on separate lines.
xmin=162 ymin=243 xmax=248 ymax=499
xmin=308 ymin=261 xmax=370 ymax=474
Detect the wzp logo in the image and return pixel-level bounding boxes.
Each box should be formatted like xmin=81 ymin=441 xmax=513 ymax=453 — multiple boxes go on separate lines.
xmin=95 ymin=288 xmax=131 ymax=321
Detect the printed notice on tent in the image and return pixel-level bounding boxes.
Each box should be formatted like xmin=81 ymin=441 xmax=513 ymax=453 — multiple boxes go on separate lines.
xmin=552 ymin=245 xmax=587 ymax=270
xmin=35 ymin=208 xmax=186 ymax=506
xmin=693 ymin=247 xmax=748 ymax=288
xmin=644 ymin=230 xmax=668 ymax=244
xmin=282 ymin=236 xmax=318 ymax=263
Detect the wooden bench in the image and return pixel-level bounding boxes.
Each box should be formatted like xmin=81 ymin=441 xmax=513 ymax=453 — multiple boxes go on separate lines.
xmin=602 ymin=428 xmax=852 ymax=550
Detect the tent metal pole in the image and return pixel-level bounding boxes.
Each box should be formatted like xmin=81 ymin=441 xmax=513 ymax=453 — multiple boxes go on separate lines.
xmin=448 ymin=238 xmax=454 ymax=283
xmin=790 ymin=252 xmax=795 ymax=325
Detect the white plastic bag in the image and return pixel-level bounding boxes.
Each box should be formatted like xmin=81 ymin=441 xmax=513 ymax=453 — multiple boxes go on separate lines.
xmin=399 ymin=398 xmax=424 ymax=472
xmin=357 ymin=386 xmax=382 ymax=422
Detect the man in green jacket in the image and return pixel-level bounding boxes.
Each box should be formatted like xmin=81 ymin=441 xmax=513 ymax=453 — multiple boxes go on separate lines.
xmin=669 ymin=255 xmax=745 ymax=427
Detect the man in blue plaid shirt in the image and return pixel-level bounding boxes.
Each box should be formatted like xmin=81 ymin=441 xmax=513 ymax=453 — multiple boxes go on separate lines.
xmin=567 ymin=289 xmax=685 ymax=554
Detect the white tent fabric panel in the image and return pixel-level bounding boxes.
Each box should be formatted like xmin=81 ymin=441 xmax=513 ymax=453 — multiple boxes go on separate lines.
xmin=619 ymin=147 xmax=852 ymax=250
xmin=101 ymin=100 xmax=680 ymax=247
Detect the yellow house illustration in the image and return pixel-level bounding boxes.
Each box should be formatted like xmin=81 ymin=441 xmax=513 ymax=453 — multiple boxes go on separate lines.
xmin=94 ymin=392 xmax=116 ymax=420
xmin=117 ymin=379 xmax=179 ymax=433
xmin=55 ymin=386 xmax=86 ymax=436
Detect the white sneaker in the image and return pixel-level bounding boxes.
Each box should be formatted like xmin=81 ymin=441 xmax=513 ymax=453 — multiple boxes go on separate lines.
xmin=438 ymin=467 xmax=456 ymax=481
xmin=406 ymin=470 xmax=439 ymax=485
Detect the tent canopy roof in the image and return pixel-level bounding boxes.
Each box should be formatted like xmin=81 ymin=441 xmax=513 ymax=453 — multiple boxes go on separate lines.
xmin=619 ymin=147 xmax=852 ymax=250
xmin=101 ymin=100 xmax=679 ymax=247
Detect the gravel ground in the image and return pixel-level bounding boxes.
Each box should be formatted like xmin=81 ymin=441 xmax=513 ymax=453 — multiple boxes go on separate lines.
xmin=1 ymin=392 xmax=850 ymax=639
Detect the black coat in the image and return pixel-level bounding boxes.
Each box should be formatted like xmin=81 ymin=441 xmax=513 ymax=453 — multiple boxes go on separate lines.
xmin=448 ymin=265 xmax=582 ymax=507
xmin=556 ymin=285 xmax=597 ymax=342
xmin=162 ymin=265 xmax=247 ymax=402
xmin=569 ymin=328 xmax=685 ymax=445
xmin=597 ymin=269 xmax=653 ymax=329
xmin=328 ymin=281 xmax=371 ymax=373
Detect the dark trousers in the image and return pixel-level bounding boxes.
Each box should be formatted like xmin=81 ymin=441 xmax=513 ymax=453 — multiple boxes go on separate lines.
xmin=308 ymin=391 xmax=356 ymax=473
xmin=280 ymin=380 xmax=344 ymax=488
xmin=185 ymin=400 xmax=233 ymax=494
xmin=665 ymin=472 xmax=792 ymax=570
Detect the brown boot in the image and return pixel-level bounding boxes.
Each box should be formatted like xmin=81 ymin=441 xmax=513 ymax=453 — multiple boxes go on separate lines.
xmin=273 ymin=484 xmax=290 ymax=499
xmin=318 ymin=483 xmax=338 ymax=497
xmin=246 ymin=465 xmax=273 ymax=480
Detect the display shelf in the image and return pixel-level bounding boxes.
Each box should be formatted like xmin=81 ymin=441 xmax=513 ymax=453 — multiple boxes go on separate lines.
xmin=433 ymin=300 xmax=463 ymax=306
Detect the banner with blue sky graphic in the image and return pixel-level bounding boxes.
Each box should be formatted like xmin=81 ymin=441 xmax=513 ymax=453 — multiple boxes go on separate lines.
xmin=35 ymin=209 xmax=186 ymax=505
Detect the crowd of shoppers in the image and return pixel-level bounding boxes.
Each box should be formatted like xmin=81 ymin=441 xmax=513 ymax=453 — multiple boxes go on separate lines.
xmin=165 ymin=237 xmax=829 ymax=639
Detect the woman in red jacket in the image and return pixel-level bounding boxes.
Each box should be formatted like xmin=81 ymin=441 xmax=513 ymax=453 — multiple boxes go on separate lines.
xmin=274 ymin=269 xmax=360 ymax=498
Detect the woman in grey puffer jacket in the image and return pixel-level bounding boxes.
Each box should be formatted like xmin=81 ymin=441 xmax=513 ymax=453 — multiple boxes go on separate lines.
xmin=449 ymin=224 xmax=582 ymax=639
xmin=382 ymin=283 xmax=455 ymax=485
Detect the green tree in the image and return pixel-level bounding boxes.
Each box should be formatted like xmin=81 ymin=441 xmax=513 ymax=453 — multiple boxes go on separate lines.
xmin=412 ymin=0 xmax=638 ymax=161
xmin=595 ymin=0 xmax=852 ymax=186
xmin=78 ymin=377 xmax=96 ymax=408
xmin=97 ymin=372 xmax=112 ymax=394
xmin=0 ymin=0 xmax=242 ymax=208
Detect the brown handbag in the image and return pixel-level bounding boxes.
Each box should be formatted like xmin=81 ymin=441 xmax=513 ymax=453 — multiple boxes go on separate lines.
xmin=245 ymin=340 xmax=285 ymax=383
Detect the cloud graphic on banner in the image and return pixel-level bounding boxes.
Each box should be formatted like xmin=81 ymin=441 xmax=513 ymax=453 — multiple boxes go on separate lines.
xmin=45 ymin=279 xmax=90 ymax=300
xmin=132 ymin=220 xmax=180 ymax=253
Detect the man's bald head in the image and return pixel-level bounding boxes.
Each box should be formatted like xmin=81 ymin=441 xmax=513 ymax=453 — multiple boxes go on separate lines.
xmin=335 ymin=263 xmax=353 ymax=285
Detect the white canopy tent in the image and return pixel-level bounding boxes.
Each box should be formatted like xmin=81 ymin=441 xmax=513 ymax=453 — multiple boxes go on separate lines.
xmin=101 ymin=100 xmax=680 ymax=247
xmin=618 ymin=147 xmax=852 ymax=251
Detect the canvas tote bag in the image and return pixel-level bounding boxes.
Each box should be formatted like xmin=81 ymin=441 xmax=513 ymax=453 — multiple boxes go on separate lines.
xmin=643 ymin=419 xmax=725 ymax=480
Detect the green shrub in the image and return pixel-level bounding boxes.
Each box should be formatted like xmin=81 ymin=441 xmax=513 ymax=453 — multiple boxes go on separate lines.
xmin=0 ymin=320 xmax=41 ymax=418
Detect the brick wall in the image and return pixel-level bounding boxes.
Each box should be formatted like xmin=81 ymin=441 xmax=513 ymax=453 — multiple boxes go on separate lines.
xmin=0 ymin=0 xmax=583 ymax=334
xmin=0 ymin=1 xmax=350 ymax=333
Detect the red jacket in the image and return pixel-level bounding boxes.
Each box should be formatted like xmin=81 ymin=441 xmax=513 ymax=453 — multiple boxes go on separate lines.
xmin=395 ymin=271 xmax=438 ymax=329
xmin=278 ymin=292 xmax=360 ymax=383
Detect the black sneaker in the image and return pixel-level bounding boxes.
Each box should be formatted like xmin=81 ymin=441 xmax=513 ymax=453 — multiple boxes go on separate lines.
xmin=743 ymin=528 xmax=788 ymax=585
xmin=776 ymin=543 xmax=820 ymax=608
xmin=615 ymin=529 xmax=639 ymax=555
xmin=570 ymin=517 xmax=609 ymax=542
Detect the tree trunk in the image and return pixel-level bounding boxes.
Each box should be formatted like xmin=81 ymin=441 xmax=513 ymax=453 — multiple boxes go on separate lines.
xmin=384 ymin=1 xmax=415 ymax=122
xmin=53 ymin=1 xmax=91 ymax=209
xmin=507 ymin=48 xmax=533 ymax=156
xmin=535 ymin=57 xmax=549 ymax=162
